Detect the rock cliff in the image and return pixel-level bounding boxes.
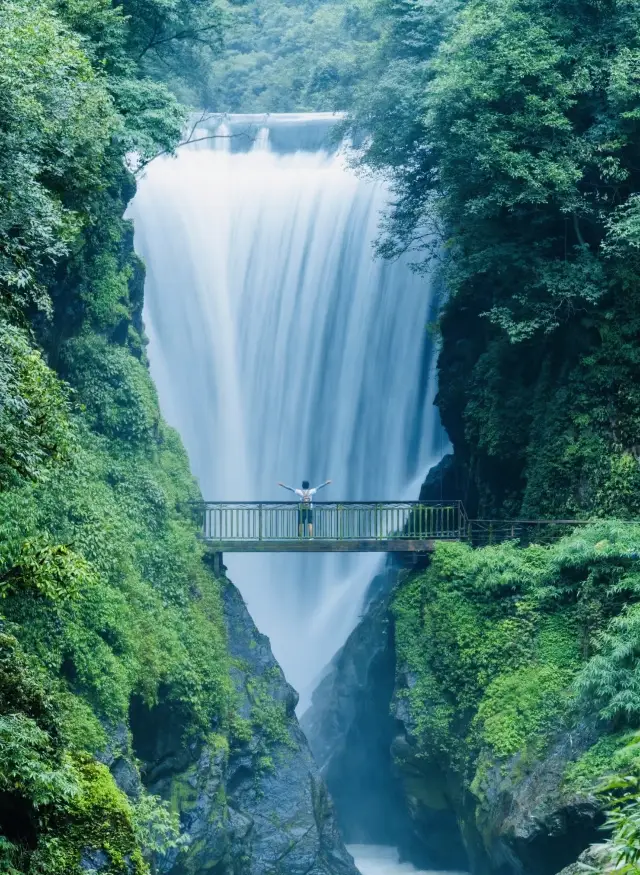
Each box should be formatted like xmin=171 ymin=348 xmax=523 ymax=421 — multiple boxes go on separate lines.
xmin=115 ymin=574 xmax=358 ymax=875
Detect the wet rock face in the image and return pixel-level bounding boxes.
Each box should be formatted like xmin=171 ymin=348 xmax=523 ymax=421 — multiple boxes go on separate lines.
xmin=127 ymin=577 xmax=357 ymax=875
xmin=474 ymin=722 xmax=605 ymax=875
xmin=390 ymin=682 xmax=605 ymax=875
xmin=81 ymin=849 xmax=111 ymax=873
xmin=555 ymin=844 xmax=609 ymax=875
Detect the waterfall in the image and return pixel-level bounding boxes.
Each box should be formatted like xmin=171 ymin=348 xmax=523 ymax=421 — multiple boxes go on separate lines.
xmin=128 ymin=113 xmax=441 ymax=706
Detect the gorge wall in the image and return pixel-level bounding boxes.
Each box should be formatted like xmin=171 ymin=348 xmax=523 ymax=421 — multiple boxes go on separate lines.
xmin=303 ymin=461 xmax=640 ymax=875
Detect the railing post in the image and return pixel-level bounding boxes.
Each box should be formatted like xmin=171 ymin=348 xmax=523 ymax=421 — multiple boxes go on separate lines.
xmin=259 ymin=503 xmax=263 ymax=541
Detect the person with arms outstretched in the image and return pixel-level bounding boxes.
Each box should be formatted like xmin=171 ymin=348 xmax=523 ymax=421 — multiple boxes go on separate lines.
xmin=277 ymin=479 xmax=332 ymax=538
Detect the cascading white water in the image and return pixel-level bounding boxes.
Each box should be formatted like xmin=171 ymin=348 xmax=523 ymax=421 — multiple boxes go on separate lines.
xmin=349 ymin=846 xmax=466 ymax=875
xmin=128 ymin=113 xmax=441 ymax=705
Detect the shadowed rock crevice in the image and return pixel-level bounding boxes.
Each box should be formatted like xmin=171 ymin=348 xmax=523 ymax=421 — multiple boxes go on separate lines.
xmin=302 ymin=567 xmax=469 ymax=871
xmin=129 ymin=694 xmax=196 ymax=788
xmin=0 ymin=792 xmax=37 ymax=849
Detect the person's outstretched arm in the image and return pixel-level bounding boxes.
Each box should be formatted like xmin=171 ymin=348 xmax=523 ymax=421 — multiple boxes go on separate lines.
xmin=277 ymin=482 xmax=297 ymax=494
xmin=313 ymin=480 xmax=332 ymax=492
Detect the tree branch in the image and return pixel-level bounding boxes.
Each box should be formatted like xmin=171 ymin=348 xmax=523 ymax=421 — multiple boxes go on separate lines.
xmin=133 ymin=122 xmax=257 ymax=175
xmin=137 ymin=23 xmax=221 ymax=61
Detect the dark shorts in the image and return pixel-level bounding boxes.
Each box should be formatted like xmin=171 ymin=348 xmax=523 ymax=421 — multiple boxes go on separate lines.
xmin=299 ymin=506 xmax=313 ymax=524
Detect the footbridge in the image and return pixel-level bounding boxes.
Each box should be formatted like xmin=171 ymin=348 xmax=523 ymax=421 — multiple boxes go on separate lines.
xmin=194 ymin=500 xmax=469 ymax=553
xmin=191 ymin=501 xmax=583 ymax=568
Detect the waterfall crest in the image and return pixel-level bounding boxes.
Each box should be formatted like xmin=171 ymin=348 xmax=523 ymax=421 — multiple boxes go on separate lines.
xmin=128 ymin=114 xmax=441 ymax=704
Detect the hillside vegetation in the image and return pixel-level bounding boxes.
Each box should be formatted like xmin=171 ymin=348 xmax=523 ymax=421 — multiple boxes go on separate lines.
xmin=204 ymin=0 xmax=379 ymax=111
xmin=0 ymin=2 xmax=245 ymax=872
xmin=349 ymin=0 xmax=640 ymax=519
xmin=346 ymin=0 xmax=640 ymax=870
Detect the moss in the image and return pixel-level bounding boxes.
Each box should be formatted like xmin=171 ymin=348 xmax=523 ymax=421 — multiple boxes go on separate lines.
xmin=0 ymin=640 xmax=149 ymax=874
xmin=562 ymin=732 xmax=640 ymax=799
xmin=473 ymin=664 xmax=574 ymax=759
xmin=170 ymin=768 xmax=200 ymax=816
xmin=563 ymin=734 xmax=629 ymax=795
xmin=247 ymin=677 xmax=295 ymax=750
xmin=63 ymin=757 xmax=147 ymax=875
xmin=535 ymin=614 xmax=582 ymax=671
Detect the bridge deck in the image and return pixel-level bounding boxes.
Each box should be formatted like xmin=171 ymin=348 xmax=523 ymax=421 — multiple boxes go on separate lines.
xmin=205 ymin=538 xmax=440 ymax=552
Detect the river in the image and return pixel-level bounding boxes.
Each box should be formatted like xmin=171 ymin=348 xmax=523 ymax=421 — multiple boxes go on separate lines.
xmin=349 ymin=845 xmax=467 ymax=875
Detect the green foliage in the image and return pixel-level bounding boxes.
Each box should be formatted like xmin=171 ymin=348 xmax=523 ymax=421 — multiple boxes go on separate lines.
xmin=0 ymin=635 xmax=147 ymax=875
xmin=577 ymin=604 xmax=640 ymax=724
xmin=0 ymin=411 xmax=233 ymax=727
xmin=0 ymin=0 xmax=218 ymax=324
xmin=590 ymin=735 xmax=640 ymax=875
xmin=599 ymin=780 xmax=640 ymax=875
xmin=205 ymin=0 xmax=380 ymax=111
xmin=131 ymin=793 xmax=182 ymax=859
xmin=349 ymin=0 xmax=640 ymax=520
xmin=116 ymin=0 xmax=224 ymax=100
xmin=0 ymin=714 xmax=79 ymax=807
xmin=0 ymin=540 xmax=97 ymax=602
xmin=62 ymin=334 xmax=161 ymax=443
xmin=474 ymin=664 xmax=573 ymax=759
xmin=0 ymin=0 xmax=119 ymax=315
xmin=563 ymin=734 xmax=628 ymax=795
xmin=358 ymin=0 xmax=640 ymax=329
xmin=393 ymin=523 xmax=640 ymax=803
xmin=247 ymin=673 xmax=295 ymax=750
xmin=0 ymin=396 xmax=235 ymax=866
xmin=0 ymin=323 xmax=73 ymax=488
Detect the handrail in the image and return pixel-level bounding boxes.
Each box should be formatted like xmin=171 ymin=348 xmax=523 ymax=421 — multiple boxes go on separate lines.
xmin=468 ymin=518 xmax=592 ymax=525
xmin=187 ymin=502 xmax=614 ymax=550
xmin=190 ymin=500 xmax=468 ymax=543
xmin=187 ymin=500 xmax=464 ymax=507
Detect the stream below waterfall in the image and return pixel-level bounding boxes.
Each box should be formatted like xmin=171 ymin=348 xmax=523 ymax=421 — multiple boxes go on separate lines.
xmin=128 ymin=112 xmax=442 ymax=707
xmin=349 ymin=846 xmax=467 ymax=875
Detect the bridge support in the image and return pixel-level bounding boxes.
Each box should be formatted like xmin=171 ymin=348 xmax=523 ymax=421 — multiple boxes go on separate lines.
xmin=212 ymin=551 xmax=224 ymax=577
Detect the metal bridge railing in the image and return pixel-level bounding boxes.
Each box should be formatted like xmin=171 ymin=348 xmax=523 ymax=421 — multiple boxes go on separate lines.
xmin=191 ymin=501 xmax=469 ymax=542
xmin=467 ymin=519 xmax=592 ymax=548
